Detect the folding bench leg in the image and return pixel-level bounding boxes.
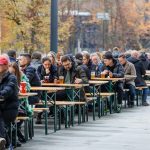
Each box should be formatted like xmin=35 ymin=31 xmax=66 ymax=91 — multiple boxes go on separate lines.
xmin=78 ymin=105 xmax=81 ymax=124
xmin=58 ymin=107 xmax=61 ymax=130
xmin=97 ymin=97 xmax=101 ymax=118
xmin=86 ymin=104 xmax=88 ymax=122
xmin=24 ymin=120 xmax=29 ymax=141
xmin=93 ymin=99 xmax=96 ymax=121
xmin=82 ymin=105 xmax=86 ymax=122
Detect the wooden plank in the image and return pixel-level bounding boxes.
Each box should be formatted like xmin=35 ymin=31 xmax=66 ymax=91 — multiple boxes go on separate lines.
xmin=89 ymin=80 xmax=108 ymax=85
xmin=92 ymin=77 xmax=125 ymax=81
xmin=42 ymin=83 xmax=89 ymax=88
xmin=30 ymin=87 xmax=65 ymax=91
xmin=18 ymin=92 xmax=37 ymax=99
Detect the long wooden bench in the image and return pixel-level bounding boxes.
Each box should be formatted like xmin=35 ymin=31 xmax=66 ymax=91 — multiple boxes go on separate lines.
xmin=85 ymin=92 xmax=115 ymax=97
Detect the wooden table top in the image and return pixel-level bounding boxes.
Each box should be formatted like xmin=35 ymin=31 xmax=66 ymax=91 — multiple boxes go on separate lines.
xmin=18 ymin=92 xmax=38 ymax=99
xmin=30 ymin=86 xmax=65 ymax=91
xmin=92 ymin=77 xmax=125 ymax=81
xmin=89 ymin=80 xmax=109 ymax=85
xmin=42 ymin=83 xmax=89 ymax=88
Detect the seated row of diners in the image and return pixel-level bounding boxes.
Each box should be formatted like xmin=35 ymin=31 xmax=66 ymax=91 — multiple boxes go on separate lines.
xmin=0 ymin=49 xmax=149 ymax=149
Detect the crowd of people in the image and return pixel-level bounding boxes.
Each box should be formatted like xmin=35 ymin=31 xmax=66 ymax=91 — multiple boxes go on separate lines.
xmin=0 ymin=49 xmax=150 ymax=149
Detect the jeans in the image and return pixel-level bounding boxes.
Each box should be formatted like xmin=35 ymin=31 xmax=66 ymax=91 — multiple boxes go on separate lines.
xmin=142 ymin=88 xmax=149 ymax=103
xmin=0 ymin=109 xmax=18 ymax=145
xmin=124 ymin=84 xmax=136 ymax=105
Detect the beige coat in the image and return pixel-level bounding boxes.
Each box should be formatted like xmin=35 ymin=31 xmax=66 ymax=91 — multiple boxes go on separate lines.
xmin=124 ymin=61 xmax=136 ymax=86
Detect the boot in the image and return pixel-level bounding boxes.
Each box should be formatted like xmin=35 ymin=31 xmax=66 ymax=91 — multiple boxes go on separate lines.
xmin=0 ymin=138 xmax=6 ymax=150
xmin=17 ymin=129 xmax=26 ymax=143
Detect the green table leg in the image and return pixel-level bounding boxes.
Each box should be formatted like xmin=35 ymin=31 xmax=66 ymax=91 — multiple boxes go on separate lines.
xmin=44 ymin=91 xmax=48 ymax=135
xmin=54 ymin=92 xmax=57 ymax=132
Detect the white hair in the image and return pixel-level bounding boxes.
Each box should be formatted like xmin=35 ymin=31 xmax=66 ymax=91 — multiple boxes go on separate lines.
xmin=131 ymin=50 xmax=140 ymax=59
xmin=90 ymin=53 xmax=101 ymax=62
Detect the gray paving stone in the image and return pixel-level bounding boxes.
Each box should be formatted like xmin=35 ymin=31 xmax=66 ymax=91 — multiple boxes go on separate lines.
xmin=21 ymin=106 xmax=150 ymax=150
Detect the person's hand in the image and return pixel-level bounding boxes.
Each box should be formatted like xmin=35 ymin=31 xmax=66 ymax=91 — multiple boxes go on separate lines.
xmin=74 ymin=78 xmax=82 ymax=84
xmin=46 ymin=69 xmax=50 ymax=74
xmin=54 ymin=79 xmax=58 ymax=84
xmin=41 ymin=80 xmax=45 ymax=83
xmin=109 ymin=71 xmax=113 ymax=78
xmin=102 ymin=70 xmax=109 ymax=75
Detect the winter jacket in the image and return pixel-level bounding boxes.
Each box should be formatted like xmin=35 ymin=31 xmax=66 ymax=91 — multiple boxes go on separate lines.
xmin=139 ymin=54 xmax=150 ymax=70
xmin=59 ymin=64 xmax=88 ymax=84
xmin=128 ymin=57 xmax=146 ymax=87
xmin=123 ymin=61 xmax=136 ymax=86
xmin=30 ymin=59 xmax=42 ymax=71
xmin=22 ymin=65 xmax=41 ymax=104
xmin=102 ymin=59 xmax=124 ymax=78
xmin=0 ymin=72 xmax=19 ymax=111
xmin=86 ymin=60 xmax=96 ymax=79
xmin=37 ymin=64 xmax=58 ymax=83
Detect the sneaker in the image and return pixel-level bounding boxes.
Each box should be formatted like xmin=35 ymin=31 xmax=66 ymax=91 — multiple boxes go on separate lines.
xmin=12 ymin=141 xmax=22 ymax=148
xmin=143 ymin=102 xmax=149 ymax=106
xmin=0 ymin=138 xmax=6 ymax=150
xmin=116 ymin=104 xmax=122 ymax=113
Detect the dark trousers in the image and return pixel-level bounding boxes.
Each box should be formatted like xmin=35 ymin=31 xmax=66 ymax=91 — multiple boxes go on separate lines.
xmin=124 ymin=84 xmax=135 ymax=105
xmin=101 ymin=82 xmax=124 ymax=105
xmin=114 ymin=83 xmax=124 ymax=105
xmin=0 ymin=109 xmax=18 ymax=145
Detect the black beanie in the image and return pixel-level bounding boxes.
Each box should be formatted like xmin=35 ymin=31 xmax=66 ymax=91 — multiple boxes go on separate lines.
xmin=75 ymin=53 xmax=83 ymax=61
xmin=103 ymin=51 xmax=113 ymax=59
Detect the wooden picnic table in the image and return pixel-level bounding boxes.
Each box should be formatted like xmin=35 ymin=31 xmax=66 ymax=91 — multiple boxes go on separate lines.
xmin=30 ymin=86 xmax=65 ymax=134
xmin=18 ymin=92 xmax=38 ymax=99
xmin=41 ymin=83 xmax=89 ymax=88
xmin=41 ymin=83 xmax=88 ymax=127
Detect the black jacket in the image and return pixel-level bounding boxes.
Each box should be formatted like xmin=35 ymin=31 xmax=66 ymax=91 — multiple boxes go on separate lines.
xmin=0 ymin=72 xmax=19 ymax=110
xmin=139 ymin=54 xmax=150 ymax=70
xmin=59 ymin=64 xmax=88 ymax=84
xmin=102 ymin=59 xmax=124 ymax=78
xmin=23 ymin=65 xmax=41 ymax=86
xmin=86 ymin=60 xmax=96 ymax=79
xmin=23 ymin=65 xmax=41 ymax=104
xmin=128 ymin=57 xmax=146 ymax=86
xmin=76 ymin=59 xmax=91 ymax=80
xmin=37 ymin=64 xmax=58 ymax=82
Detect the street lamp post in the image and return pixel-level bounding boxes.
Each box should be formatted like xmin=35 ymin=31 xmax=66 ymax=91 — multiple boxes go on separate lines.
xmin=50 ymin=0 xmax=58 ymax=53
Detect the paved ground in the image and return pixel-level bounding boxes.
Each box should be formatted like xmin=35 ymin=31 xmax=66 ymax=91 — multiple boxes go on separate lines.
xmin=21 ymin=105 xmax=150 ymax=150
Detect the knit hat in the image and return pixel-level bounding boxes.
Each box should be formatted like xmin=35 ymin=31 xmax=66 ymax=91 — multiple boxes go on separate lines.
xmin=0 ymin=56 xmax=9 ymax=65
xmin=103 ymin=52 xmax=113 ymax=59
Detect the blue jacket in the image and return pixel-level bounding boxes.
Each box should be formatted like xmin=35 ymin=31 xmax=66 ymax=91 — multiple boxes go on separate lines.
xmin=0 ymin=72 xmax=19 ymax=110
xmin=23 ymin=65 xmax=41 ymax=104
